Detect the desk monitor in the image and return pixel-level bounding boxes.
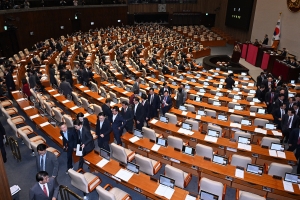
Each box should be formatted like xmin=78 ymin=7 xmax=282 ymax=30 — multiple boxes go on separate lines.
xmin=248 ymin=83 xmax=254 ymax=87
xmin=234 ymin=105 xmax=243 ymax=110
xmin=243 ymin=77 xmax=249 ymax=81
xmin=133 ymin=129 xmax=143 ymax=138
xmin=228 ymin=70 xmax=233 ymax=74
xmin=233 ymin=87 xmax=240 ymax=91
xmin=238 ymin=136 xmax=250 ymax=145
xmin=198 ymin=110 xmax=206 ymax=116
xmin=191 ymin=78 xmax=196 ymax=83
xmin=241 ymin=119 xmax=252 ymax=126
xmin=257 ymin=108 xmax=266 ymax=114
xmin=213 ymin=101 xmax=221 ymax=106
xmin=216 ymin=92 xmax=223 ymax=97
xmin=207 ymin=76 xmax=213 ymax=80
xmin=126 ymin=87 xmax=131 ymax=92
xmin=172 ymin=81 xmax=177 ymax=86
xmin=246 ymin=164 xmax=263 ymax=175
xmin=179 ymin=75 xmax=184 ymax=79
xmin=220 ymin=79 xmax=225 ymax=83
xmin=127 ymin=162 xmax=139 ymax=174
xmin=249 ymin=90 xmax=256 ymax=94
xmin=185 ymin=85 xmax=191 ymax=89
xmin=291 ymin=80 xmax=295 ymax=84
xmin=112 ymin=98 xmax=118 ymax=104
xmin=100 ymin=148 xmax=110 ymax=160
xmin=159 ymin=175 xmax=175 ymax=189
xmin=252 ymin=98 xmax=260 ymax=103
xmin=199 ymin=89 xmax=206 ymax=93
xmin=218 ymin=84 xmax=223 ymax=89
xmin=160 ymin=116 xmax=169 ymax=123
xmin=233 ymin=95 xmax=241 ymax=100
xmin=204 ymin=82 xmax=209 ymax=86
xmin=160 ymin=78 xmax=165 ymax=82
xmin=196 ymin=74 xmax=201 ymax=77
xmin=216 ymin=68 xmax=220 ymax=71
xmin=153 ymin=85 xmax=158 ymax=89
xmin=284 ymin=173 xmax=300 ymax=184
xmin=214 ymin=72 xmax=219 ymax=76
xmin=270 ymin=143 xmax=284 ymax=151
xmin=208 ymin=129 xmax=220 ymax=138
xmin=156 ymin=137 xmax=167 ymax=147
xmin=241 ymin=72 xmax=247 ymax=76
xmin=265 ymin=123 xmax=276 ymax=130
xmin=217 ymin=114 xmax=227 ymax=121
xmin=179 ymin=105 xmax=187 ymax=111
xmin=200 ymin=190 xmax=218 ymax=200
xmin=182 ymin=146 xmax=195 ymax=156
xmin=212 ymin=154 xmax=227 ymax=165
xmin=195 ymin=96 xmax=202 ymax=102
xmin=182 ymin=122 xmax=192 ymax=130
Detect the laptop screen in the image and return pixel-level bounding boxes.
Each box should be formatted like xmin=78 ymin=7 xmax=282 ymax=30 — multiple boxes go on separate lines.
xmin=257 ymin=108 xmax=265 ymax=114
xmin=208 ymin=129 xmax=219 ymax=137
xmin=133 ymin=129 xmax=143 ymax=138
xmin=291 ymin=80 xmax=295 ymax=84
xmin=199 ymin=89 xmax=206 ymax=93
xmin=238 ymin=136 xmax=250 ymax=145
xmin=126 ymin=162 xmax=139 ymax=174
xmin=182 ymin=122 xmax=192 ymax=130
xmin=241 ymin=119 xmax=251 ymax=126
xmin=100 ymin=148 xmax=110 ymax=160
xmin=213 ymin=101 xmax=221 ymax=106
xmin=284 ymin=173 xmax=300 ymax=184
xmin=265 ymin=123 xmax=275 ymax=130
xmin=216 ymin=92 xmax=223 ymax=97
xmin=234 ymin=105 xmax=243 ymax=110
xmin=160 ymin=116 xmax=169 ymax=123
xmin=195 ymin=96 xmax=201 ymax=102
xmin=156 ymin=138 xmax=167 ymax=147
xmin=179 ymin=105 xmax=187 ymax=111
xmin=233 ymin=95 xmax=241 ymax=100
xmin=159 ymin=175 xmax=175 ymax=189
xmin=182 ymin=146 xmax=195 ymax=156
xmin=217 ymin=114 xmax=227 ymax=121
xmin=246 ymin=164 xmax=263 ymax=175
xmin=270 ymin=143 xmax=284 ymax=151
xmin=198 ymin=110 xmax=206 ymax=116
xmin=212 ymin=155 xmax=227 ymax=165
xmin=172 ymin=82 xmax=177 ymax=86
xmin=249 ymin=90 xmax=256 ymax=94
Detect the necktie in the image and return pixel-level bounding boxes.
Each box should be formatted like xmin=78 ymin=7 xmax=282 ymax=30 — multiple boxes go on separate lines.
xmin=288 ymin=117 xmax=292 ymax=128
xmin=43 ymin=185 xmax=48 ymax=197
xmin=40 ymin=155 xmax=44 ymax=171
xmin=270 ymin=93 xmax=274 ymax=103
xmin=150 ymin=95 xmax=153 ymax=104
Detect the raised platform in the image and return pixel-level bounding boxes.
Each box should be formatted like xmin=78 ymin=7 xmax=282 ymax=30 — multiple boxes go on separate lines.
xmin=203 ymin=55 xmax=249 ymax=73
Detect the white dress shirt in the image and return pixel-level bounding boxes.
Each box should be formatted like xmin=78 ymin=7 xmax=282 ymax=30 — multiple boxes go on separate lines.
xmin=40 ymin=153 xmax=46 ymax=171
xmin=134 ymin=103 xmax=138 ymax=115
xmin=113 ymin=114 xmax=117 ymax=122
xmin=288 ymin=116 xmax=294 ymax=128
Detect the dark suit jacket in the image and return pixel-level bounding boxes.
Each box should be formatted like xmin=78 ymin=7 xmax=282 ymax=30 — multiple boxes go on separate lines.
xmin=59 ymin=81 xmax=72 ymax=97
xmin=142 ymin=100 xmax=150 ymax=119
xmin=49 ymin=68 xmax=56 ymax=85
xmin=159 ymin=87 xmax=172 ymax=96
xmin=82 ymin=69 xmax=89 ymax=83
xmin=82 ymin=118 xmax=91 ymax=132
xmin=36 ymin=151 xmax=59 ymax=177
xmin=29 ymin=177 xmax=59 ymax=200
xmin=265 ymin=91 xmax=278 ymax=104
xmin=281 ymin=114 xmax=299 ymax=131
xmin=272 ymin=108 xmax=285 ymax=128
xmin=255 ymin=89 xmax=265 ymax=102
xmin=95 ymin=118 xmax=111 ymax=141
xmin=288 ymin=128 xmax=300 ymax=151
xmin=263 ymin=80 xmax=275 ymax=92
xmin=111 ymin=114 xmax=125 ymax=134
xmin=120 ymin=107 xmax=134 ymax=129
xmin=148 ymin=93 xmax=160 ymax=110
xmin=77 ymin=126 xmax=95 ymax=154
xmin=60 ymin=127 xmax=77 ymax=150
xmin=0 ymin=121 xmax=6 ymax=148
xmin=29 ymin=74 xmax=37 ymax=89
xmin=262 ymin=37 xmax=269 ymax=45
xmin=161 ymin=95 xmax=172 ymax=110
xmin=256 ymin=75 xmax=264 ymax=88
xmin=102 ymin=104 xmax=113 ymax=123
xmin=134 ymin=103 xmax=144 ymax=122
xmin=225 ymin=77 xmax=235 ymax=89
xmin=132 ymin=81 xmax=140 ymax=92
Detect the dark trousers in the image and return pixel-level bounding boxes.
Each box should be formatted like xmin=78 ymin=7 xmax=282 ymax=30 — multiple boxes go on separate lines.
xmin=124 ymin=124 xmax=133 ymax=133
xmin=113 ymin=130 xmax=123 ymax=145
xmin=282 ymin=128 xmax=292 ymax=142
xmin=149 ymin=107 xmax=158 ymax=119
xmin=0 ymin=145 xmax=6 ymax=163
xmin=134 ymin=117 xmax=144 ymax=131
xmin=78 ymin=148 xmax=92 ymax=169
xmin=98 ymin=138 xmax=110 ymax=152
xmin=66 ymin=147 xmax=73 ymax=169
xmin=162 ymin=106 xmax=170 ymax=116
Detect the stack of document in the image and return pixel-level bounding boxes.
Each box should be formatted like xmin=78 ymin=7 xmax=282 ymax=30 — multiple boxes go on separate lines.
xmin=204 ymin=135 xmax=218 ymax=143
xmin=47 ymin=89 xmax=55 ymax=92
xmin=237 ymin=143 xmax=251 ymax=151
xmin=129 ymin=136 xmax=140 ymax=143
xmin=155 ymin=184 xmax=175 ymax=199
xmin=84 ymin=113 xmax=90 ymax=117
xmin=40 ymin=122 xmax=50 ymax=127
xmin=110 ymin=86 xmax=116 ymax=89
xmin=62 ymin=100 xmax=70 ymax=104
xmin=185 ymin=195 xmax=196 ymax=200
xmin=250 ymin=112 xmax=256 ymax=116
xmin=150 ymin=119 xmax=158 ymax=124
xmin=177 ymin=128 xmax=194 ymax=136
xmin=151 ymin=144 xmax=160 ymax=151
xmin=11 ymin=91 xmax=19 ymax=94
xmin=110 ymin=102 xmax=116 ymax=106
xmin=10 ymin=185 xmax=21 ymax=195
xmin=228 ymin=109 xmax=234 ymax=113
xmin=283 ymin=181 xmax=294 ymax=192
xmin=16 ymin=98 xmax=26 ymax=102
xmin=97 ymin=97 xmax=104 ymax=101
xmin=268 ymin=150 xmax=286 ymax=158
xmin=84 ymin=90 xmax=90 ymax=92
xmin=30 ymin=114 xmax=40 ymax=120
xmin=122 ymin=91 xmax=128 ymax=94
xmin=96 ymin=159 xmax=109 ymax=168
xmin=182 ymin=111 xmax=188 ymax=116
xmin=79 ymin=85 xmax=85 ymax=88
xmin=235 ymin=168 xmax=244 ymax=179
xmin=53 ymin=94 xmax=61 ymax=97
xmin=254 ymin=128 xmax=267 ymax=135
xmin=114 ymin=169 xmax=134 ymax=182
xmin=23 ymin=106 xmax=33 ymax=110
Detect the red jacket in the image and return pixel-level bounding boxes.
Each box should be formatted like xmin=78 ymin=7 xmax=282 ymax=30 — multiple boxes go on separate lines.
xmin=22 ymin=83 xmax=31 ymax=97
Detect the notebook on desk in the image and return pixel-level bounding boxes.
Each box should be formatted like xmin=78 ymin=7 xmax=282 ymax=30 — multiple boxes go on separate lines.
xmin=212 ymin=154 xmax=227 ymax=165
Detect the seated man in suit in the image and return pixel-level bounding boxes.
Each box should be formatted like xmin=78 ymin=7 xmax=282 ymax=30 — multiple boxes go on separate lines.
xmin=161 ymin=91 xmax=172 ymax=116
xmin=59 ymin=77 xmax=72 ymax=98
xmin=96 ymin=112 xmax=111 ymax=151
xmin=132 ymin=76 xmax=140 ymax=93
xmin=29 ymin=171 xmax=59 ymax=200
xmin=280 ymin=48 xmax=287 ymax=57
xmin=281 ymin=109 xmax=299 ymax=143
xmin=120 ymin=101 xmax=134 ymax=132
xmin=36 ymin=144 xmax=59 ymax=178
xmin=111 ymin=106 xmax=125 ymax=145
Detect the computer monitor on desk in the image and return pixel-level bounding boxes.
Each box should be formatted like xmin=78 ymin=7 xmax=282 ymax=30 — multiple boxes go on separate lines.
xmin=182 ymin=122 xmax=192 ymax=130
xmin=208 ymin=129 xmax=220 ymax=138
xmin=156 ymin=137 xmax=167 ymax=147
xmin=160 ymin=116 xmax=169 ymax=123
xmin=257 ymin=108 xmax=266 ymax=114
xmin=127 ymin=162 xmax=139 ymax=174
xmin=284 ymin=173 xmax=300 ymax=184
xmin=246 ymin=164 xmax=263 ymax=175
xmin=238 ymin=136 xmax=250 ymax=145
xmin=270 ymin=143 xmax=284 ymax=151
xmin=179 ymin=105 xmax=187 ymax=111
xmin=182 ymin=146 xmax=195 ymax=156
xmin=217 ymin=114 xmax=227 ymax=121
xmin=195 ymin=96 xmax=201 ymax=102
xmin=265 ymin=123 xmax=276 ymax=130
xmin=100 ymin=148 xmax=110 ymax=161
xmin=241 ymin=119 xmax=252 ymax=126
xmin=212 ymin=154 xmax=227 ymax=165
xmin=159 ymin=175 xmax=175 ymax=189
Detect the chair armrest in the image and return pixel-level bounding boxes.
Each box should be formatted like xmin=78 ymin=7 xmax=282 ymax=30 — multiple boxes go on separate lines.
xmin=121 ymin=194 xmax=131 ymax=200
xmin=153 ymin=161 xmax=162 ymax=175
xmin=235 ymin=188 xmax=239 ymax=200
xmin=264 ymin=163 xmax=269 ymax=174
xmin=257 ymin=138 xmax=261 ymax=146
xmin=228 ymin=154 xmax=232 ymax=164
xmin=77 ymin=168 xmax=84 ymax=173
xmin=184 ymin=173 xmax=192 ymax=188
xmin=88 ymin=176 xmax=101 ymax=192
xmin=222 ymin=184 xmax=227 ymax=200
xmin=103 ymin=184 xmax=113 ymax=191
xmin=127 ymin=151 xmax=135 ymax=162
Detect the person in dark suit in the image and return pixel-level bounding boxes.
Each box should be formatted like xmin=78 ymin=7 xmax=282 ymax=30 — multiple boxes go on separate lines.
xmin=29 ymin=171 xmax=59 ymax=200
xmin=76 ymin=112 xmax=91 ymax=132
xmin=159 ymin=82 xmax=172 ymax=97
xmin=282 ymin=109 xmax=299 ymax=143
xmin=120 ymin=101 xmax=134 ymax=132
xmin=141 ymin=94 xmax=150 ymax=127
xmin=262 ymin=34 xmax=269 ymax=45
xmin=4 ymin=68 xmax=15 ymax=93
xmin=161 ymin=91 xmax=172 ymax=115
xmin=76 ymin=66 xmax=83 ymax=84
xmin=272 ymin=94 xmax=286 ymax=112
xmin=132 ymin=76 xmax=140 ymax=93
xmin=111 ymin=106 xmax=125 ymax=145
xmin=293 ymin=103 xmax=300 ymax=118
xmin=272 ymin=103 xmax=286 ymax=130
xmin=59 ymin=122 xmax=77 ymax=172
xmin=102 ymin=98 xmax=113 ymax=123
xmin=96 ymin=112 xmax=111 ymax=151
xmin=288 ymin=125 xmax=300 ymax=154
xmin=0 ymin=121 xmax=7 ymax=163
xmin=255 ymin=85 xmax=266 ymax=102
xmin=225 ymin=73 xmax=235 ymax=90
xmin=36 ymin=144 xmax=59 ymax=177
xmin=256 ymin=72 xmax=266 ymax=88
xmin=275 ymin=75 xmax=283 ymax=87
xmin=263 ymin=77 xmax=275 ymax=92
xmin=65 ymin=68 xmax=73 ymax=87
xmin=49 ymin=64 xmax=57 ymax=87
xmin=82 ymin=67 xmax=90 ymax=86
xmin=265 ymin=88 xmax=278 ymax=113
xmin=133 ymin=97 xmax=144 ymax=131
xmin=74 ymin=119 xmax=95 ymax=170
xmin=59 ymin=77 xmax=72 ymax=98
xmin=148 ymin=88 xmax=160 ymax=119
xmin=57 ymin=60 xmax=66 ymax=71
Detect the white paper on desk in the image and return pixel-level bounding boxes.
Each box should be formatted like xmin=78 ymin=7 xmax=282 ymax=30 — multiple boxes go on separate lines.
xmin=277 ymin=151 xmax=286 ymax=158
xmin=47 ymin=89 xmax=55 ymax=93
xmin=197 ymin=92 xmax=205 ymax=96
xmin=250 ymin=102 xmax=255 ymax=105
xmin=235 ymin=168 xmax=244 ymax=179
xmin=10 ymin=185 xmax=21 ymax=196
xmin=269 ymin=149 xmax=277 ymax=157
xmin=76 ymin=144 xmax=83 ymax=156
xmin=204 ymin=135 xmax=218 ymax=143
xmin=84 ymin=113 xmax=90 ymax=117
xmin=23 ymin=106 xmax=33 ymax=110
xmin=155 ymin=184 xmax=175 ymax=200
xmin=151 ymin=144 xmax=160 ymax=151
xmin=30 ymin=114 xmax=40 ymax=120
xmin=250 ymin=112 xmax=256 ymax=116
xmin=11 ymin=91 xmax=19 ymax=94
xmin=185 ymin=194 xmax=196 ymax=200
xmin=272 ymin=130 xmax=282 ymax=136
xmin=155 ymin=81 xmax=160 ymax=84
xmin=53 ymin=94 xmax=61 ymax=97
xmin=62 ymin=100 xmax=70 ymax=104
xmin=151 ymin=119 xmax=158 ymax=124
xmin=122 ymin=91 xmax=128 ymax=94
xmin=203 ymin=85 xmax=208 ymax=88
xmin=254 ymin=128 xmax=267 ymax=135
xmin=40 ymin=122 xmax=50 ymax=127
xmin=182 ymin=111 xmax=188 ymax=116
xmin=232 ymin=99 xmax=237 ymax=103
xmin=110 ymin=102 xmax=116 ymax=106
xmin=238 ymin=92 xmax=242 ymax=94
xmin=178 ymin=128 xmax=194 ymax=135
xmin=70 ymin=106 xmax=79 ymax=110
xmin=115 ymin=168 xmax=134 ymax=182
xmin=283 ymin=181 xmax=294 ymax=192
xmin=129 ymin=136 xmax=140 ymax=143
xmin=228 ymin=109 xmax=234 ymax=113
xmin=97 ymin=97 xmax=104 ymax=101
xmin=230 ymin=123 xmax=241 ymax=128
xmin=146 ymin=76 xmax=150 ymax=79
xmin=96 ymin=159 xmax=109 ymax=168
xmin=213 ymin=96 xmax=219 ymax=100
xmin=79 ymin=85 xmax=84 ymax=88
xmin=59 ymin=136 xmax=63 ymax=140
xmin=110 ymin=86 xmax=116 ymax=89
xmin=84 ymin=90 xmax=91 ymax=92
xmin=145 ymin=87 xmax=150 ymax=90
xmin=196 ymin=115 xmax=201 ymax=120
xmin=237 ymin=143 xmax=252 ymax=151
xmin=16 ymin=98 xmax=26 ymax=102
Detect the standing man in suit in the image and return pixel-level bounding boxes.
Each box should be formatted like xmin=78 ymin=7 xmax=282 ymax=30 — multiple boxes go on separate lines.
xmin=132 ymin=76 xmax=140 ymax=93
xmin=82 ymin=66 xmax=90 ymax=86
xmin=281 ymin=109 xmax=299 ymax=143
xmin=29 ymin=171 xmax=59 ymax=200
xmin=225 ymin=73 xmax=235 ymax=90
xmin=255 ymin=85 xmax=266 ymax=102
xmin=102 ymin=98 xmax=113 ymax=123
xmin=49 ymin=64 xmax=57 ymax=87
xmin=288 ymin=125 xmax=300 ymax=174
xmin=272 ymin=94 xmax=286 ymax=112
xmin=263 ymin=77 xmax=275 ymax=92
xmin=4 ymin=68 xmax=15 ymax=94
xmin=59 ymin=122 xmax=77 ymax=173
xmin=76 ymin=112 xmax=91 ymax=132
xmin=262 ymin=34 xmax=269 ymax=45
xmin=65 ymin=68 xmax=73 ymax=87
xmin=256 ymin=72 xmax=266 ymax=88
xmin=148 ymin=88 xmax=160 ymax=119
xmin=265 ymin=88 xmax=277 ymax=113
xmin=141 ymin=94 xmax=150 ymax=127
xmin=96 ymin=112 xmax=111 ymax=151
xmin=59 ymin=77 xmax=72 ymax=98
xmin=133 ymin=97 xmax=144 ymax=130
xmin=280 ymin=48 xmax=287 ymax=57
xmin=111 ymin=106 xmax=125 ymax=145
xmin=0 ymin=121 xmax=7 ymax=163
xmin=179 ymin=84 xmax=187 ymax=104
xmin=161 ymin=91 xmax=172 ymax=115
xmin=36 ymin=144 xmax=59 ymax=178
xmin=294 ymin=103 xmax=300 ymax=117
xmin=286 ymin=97 xmax=295 ymax=112
xmin=159 ymin=82 xmax=172 ymax=97
xmin=73 ymin=119 xmax=95 ymax=169
xmin=120 ymin=101 xmax=134 ymax=132
xmin=272 ymin=103 xmax=286 ymax=131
